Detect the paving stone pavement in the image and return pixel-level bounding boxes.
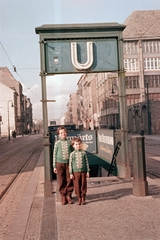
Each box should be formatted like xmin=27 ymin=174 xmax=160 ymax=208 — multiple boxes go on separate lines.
xmin=2 ymin=151 xmax=44 ymax=240
xmin=3 ymin=173 xmax=160 ymax=240
xmin=55 ymin=177 xmax=160 ymax=240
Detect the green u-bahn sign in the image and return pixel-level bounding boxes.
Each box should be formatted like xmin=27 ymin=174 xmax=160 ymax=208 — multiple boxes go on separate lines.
xmin=45 ymin=39 xmax=118 ymax=73
xmin=35 ymin=23 xmax=125 ymax=74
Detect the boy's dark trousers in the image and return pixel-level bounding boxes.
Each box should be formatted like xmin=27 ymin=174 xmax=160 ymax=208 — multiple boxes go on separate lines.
xmin=73 ymin=171 xmax=87 ymax=198
xmin=56 ymin=162 xmax=73 ymax=197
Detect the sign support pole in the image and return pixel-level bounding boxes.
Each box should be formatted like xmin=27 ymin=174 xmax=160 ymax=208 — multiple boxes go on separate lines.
xmin=40 ymin=73 xmax=52 ymax=195
xmin=117 ymin=37 xmax=131 ymax=178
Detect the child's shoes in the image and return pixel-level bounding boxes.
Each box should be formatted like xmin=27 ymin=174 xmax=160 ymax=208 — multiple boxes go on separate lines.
xmin=67 ymin=194 xmax=73 ymax=204
xmin=61 ymin=195 xmax=67 ymax=205
xmin=77 ymin=197 xmax=81 ymax=205
xmin=81 ymin=195 xmax=86 ymax=205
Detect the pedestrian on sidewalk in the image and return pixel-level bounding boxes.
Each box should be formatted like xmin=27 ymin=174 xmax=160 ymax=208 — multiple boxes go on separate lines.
xmin=12 ymin=130 xmax=16 ymax=138
xmin=69 ymin=137 xmax=90 ymax=205
xmin=53 ymin=126 xmax=74 ymax=205
xmin=140 ymin=121 xmax=144 ymax=136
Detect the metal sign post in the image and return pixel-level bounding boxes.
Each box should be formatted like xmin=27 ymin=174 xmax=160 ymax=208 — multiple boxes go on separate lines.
xmin=40 ymin=73 xmax=52 ymax=195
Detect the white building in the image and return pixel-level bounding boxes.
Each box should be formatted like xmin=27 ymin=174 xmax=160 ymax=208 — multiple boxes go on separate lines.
xmin=0 ymin=82 xmax=16 ymax=137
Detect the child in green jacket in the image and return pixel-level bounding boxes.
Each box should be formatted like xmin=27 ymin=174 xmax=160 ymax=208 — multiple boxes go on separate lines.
xmin=69 ymin=137 xmax=90 ymax=205
xmin=53 ymin=126 xmax=73 ymax=205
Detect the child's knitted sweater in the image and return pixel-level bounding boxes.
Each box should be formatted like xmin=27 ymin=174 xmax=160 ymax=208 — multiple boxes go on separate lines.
xmin=69 ymin=150 xmax=90 ymax=174
xmin=53 ymin=139 xmax=72 ymax=168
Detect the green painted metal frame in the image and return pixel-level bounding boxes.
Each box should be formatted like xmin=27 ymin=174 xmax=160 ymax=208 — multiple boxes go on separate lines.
xmin=35 ymin=22 xmax=130 ymax=195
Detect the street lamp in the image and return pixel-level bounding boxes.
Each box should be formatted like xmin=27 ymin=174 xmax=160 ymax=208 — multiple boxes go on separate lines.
xmin=0 ymin=107 xmax=3 ymax=139
xmin=111 ymin=84 xmax=120 ymax=129
xmin=0 ymin=107 xmax=2 ymax=139
xmin=145 ymin=82 xmax=150 ymax=135
xmin=7 ymin=100 xmax=14 ymax=140
xmin=0 ymin=121 xmax=2 ymax=139
xmin=89 ymin=101 xmax=94 ymax=130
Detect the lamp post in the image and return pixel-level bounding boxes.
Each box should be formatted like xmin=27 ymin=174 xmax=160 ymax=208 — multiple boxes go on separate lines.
xmin=0 ymin=122 xmax=2 ymax=139
xmin=146 ymin=82 xmax=150 ymax=135
xmin=0 ymin=107 xmax=2 ymax=139
xmin=89 ymin=101 xmax=94 ymax=130
xmin=111 ymin=84 xmax=120 ymax=129
xmin=7 ymin=100 xmax=14 ymax=140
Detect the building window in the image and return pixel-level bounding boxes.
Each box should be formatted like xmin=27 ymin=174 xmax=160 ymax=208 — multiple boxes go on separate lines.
xmin=144 ymin=58 xmax=160 ymax=70
xmin=142 ymin=40 xmax=160 ymax=53
xmin=144 ymin=75 xmax=160 ymax=87
xmin=125 ymin=76 xmax=139 ymax=89
xmin=124 ymin=41 xmax=138 ymax=54
xmin=124 ymin=58 xmax=139 ymax=71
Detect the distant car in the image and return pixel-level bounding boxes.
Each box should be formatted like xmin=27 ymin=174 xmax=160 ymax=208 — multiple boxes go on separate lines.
xmin=99 ymin=124 xmax=109 ymax=129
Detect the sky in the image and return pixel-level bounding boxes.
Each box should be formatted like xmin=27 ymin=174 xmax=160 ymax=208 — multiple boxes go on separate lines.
xmin=0 ymin=0 xmax=160 ymax=121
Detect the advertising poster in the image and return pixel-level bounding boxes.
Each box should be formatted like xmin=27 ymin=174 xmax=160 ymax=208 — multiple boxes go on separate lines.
xmin=50 ymin=130 xmax=97 ymax=153
xmin=97 ymin=129 xmax=115 ymax=162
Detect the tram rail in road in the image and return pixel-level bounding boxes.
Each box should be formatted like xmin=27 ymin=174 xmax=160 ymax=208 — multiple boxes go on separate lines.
xmin=0 ymin=135 xmax=43 ymax=202
xmin=0 ymin=135 xmax=43 ymax=238
xmin=128 ymin=135 xmax=160 ymax=181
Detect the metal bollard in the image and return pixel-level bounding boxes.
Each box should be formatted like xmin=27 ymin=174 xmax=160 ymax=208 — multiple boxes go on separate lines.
xmin=131 ymin=136 xmax=148 ymax=196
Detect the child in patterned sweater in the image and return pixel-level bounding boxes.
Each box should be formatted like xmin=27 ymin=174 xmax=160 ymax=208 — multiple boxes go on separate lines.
xmin=53 ymin=126 xmax=73 ymax=205
xmin=69 ymin=137 xmax=90 ymax=205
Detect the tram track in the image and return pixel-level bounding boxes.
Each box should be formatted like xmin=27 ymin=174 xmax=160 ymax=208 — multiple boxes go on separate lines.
xmin=0 ymin=137 xmax=42 ymax=166
xmin=0 ymin=138 xmax=43 ymax=202
xmin=0 ymin=147 xmax=21 ymax=166
xmin=128 ymin=140 xmax=160 ymax=181
xmin=146 ymin=155 xmax=160 ymax=180
xmin=0 ymin=135 xmax=44 ymax=238
xmin=129 ymin=159 xmax=160 ymax=180
xmin=146 ymin=172 xmax=160 ymax=180
xmin=0 ymin=138 xmax=41 ymax=164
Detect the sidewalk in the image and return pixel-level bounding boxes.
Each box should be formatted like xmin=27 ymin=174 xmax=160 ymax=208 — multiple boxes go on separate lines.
xmin=0 ymin=134 xmax=29 ymax=144
xmin=55 ymin=177 xmax=160 ymax=240
xmin=2 ymin=150 xmax=160 ymax=240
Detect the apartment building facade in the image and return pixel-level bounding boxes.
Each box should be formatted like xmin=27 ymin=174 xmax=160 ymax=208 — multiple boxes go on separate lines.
xmin=0 ymin=67 xmax=33 ymax=137
xmin=123 ymin=10 xmax=160 ymax=134
xmin=65 ymin=10 xmax=160 ymax=134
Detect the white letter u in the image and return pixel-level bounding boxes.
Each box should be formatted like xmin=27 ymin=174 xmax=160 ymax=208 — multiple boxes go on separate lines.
xmin=71 ymin=42 xmax=93 ymax=70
